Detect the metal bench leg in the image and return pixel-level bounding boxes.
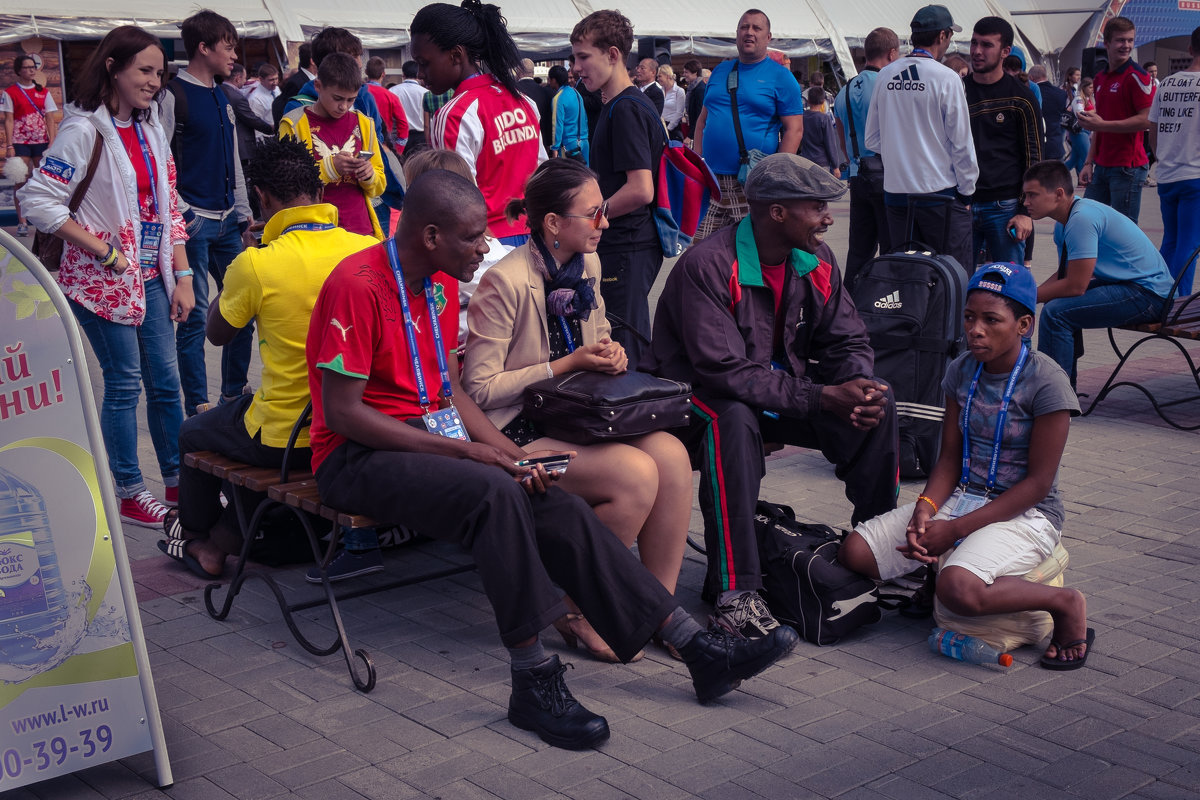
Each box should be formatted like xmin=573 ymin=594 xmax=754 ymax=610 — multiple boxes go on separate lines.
xmin=203 ymin=496 xmax=281 ymax=621
xmin=1083 ymin=331 xmax=1200 ymax=430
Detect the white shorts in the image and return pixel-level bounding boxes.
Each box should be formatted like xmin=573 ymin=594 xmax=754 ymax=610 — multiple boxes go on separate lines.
xmin=854 ymin=490 xmax=1061 ymax=584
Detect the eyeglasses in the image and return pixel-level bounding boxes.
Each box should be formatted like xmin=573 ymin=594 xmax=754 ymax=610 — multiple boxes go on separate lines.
xmin=560 ymin=201 xmax=608 ymax=230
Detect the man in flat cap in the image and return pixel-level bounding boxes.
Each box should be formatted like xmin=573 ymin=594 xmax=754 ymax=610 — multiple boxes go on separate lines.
xmin=646 ymin=154 xmax=899 ymax=638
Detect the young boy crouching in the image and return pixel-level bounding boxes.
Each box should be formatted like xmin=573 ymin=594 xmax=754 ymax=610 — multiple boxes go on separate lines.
xmin=839 ymin=263 xmax=1094 ymax=669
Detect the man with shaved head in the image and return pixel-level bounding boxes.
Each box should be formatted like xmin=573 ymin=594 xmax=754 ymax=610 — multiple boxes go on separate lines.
xmin=304 ymin=169 xmax=799 ymax=752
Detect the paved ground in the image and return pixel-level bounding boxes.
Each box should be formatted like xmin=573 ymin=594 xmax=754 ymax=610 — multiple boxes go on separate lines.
xmin=3 ymin=188 xmax=1199 ymax=800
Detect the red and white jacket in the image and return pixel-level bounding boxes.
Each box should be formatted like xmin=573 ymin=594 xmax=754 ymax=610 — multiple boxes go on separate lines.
xmin=1 ymin=82 xmax=57 ymax=144
xmin=19 ymin=105 xmax=187 ymax=326
xmin=430 ymin=74 xmax=547 ymax=239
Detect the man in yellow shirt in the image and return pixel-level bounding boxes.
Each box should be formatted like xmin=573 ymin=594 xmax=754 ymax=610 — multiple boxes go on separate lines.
xmin=159 ymin=136 xmax=376 ymax=579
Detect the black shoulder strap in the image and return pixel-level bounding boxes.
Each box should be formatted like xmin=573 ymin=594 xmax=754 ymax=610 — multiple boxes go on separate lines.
xmin=726 ymin=63 xmax=748 ymax=164
xmin=166 ymin=78 xmax=188 ymax=163
xmin=844 ymin=79 xmax=860 ymax=160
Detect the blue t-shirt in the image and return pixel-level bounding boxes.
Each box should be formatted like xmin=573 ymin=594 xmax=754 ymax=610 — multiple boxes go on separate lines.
xmin=703 ymin=57 xmax=805 ymax=175
xmin=833 ymin=68 xmax=880 ymax=178
xmin=1054 ymin=198 xmax=1174 ymax=299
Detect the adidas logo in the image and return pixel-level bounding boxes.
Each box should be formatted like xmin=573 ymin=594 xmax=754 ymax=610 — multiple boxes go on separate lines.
xmin=874 ymin=290 xmax=903 ymax=309
xmin=886 ymin=64 xmax=926 ymax=92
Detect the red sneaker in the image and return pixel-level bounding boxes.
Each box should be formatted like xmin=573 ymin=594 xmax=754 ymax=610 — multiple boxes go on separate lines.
xmin=164 ymin=485 xmax=178 ymax=507
xmin=120 ymin=491 xmax=169 ymax=528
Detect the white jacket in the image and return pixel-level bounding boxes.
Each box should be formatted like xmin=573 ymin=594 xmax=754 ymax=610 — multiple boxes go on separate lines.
xmin=19 ymin=104 xmax=187 ymax=326
xmin=864 ymin=55 xmax=978 ymax=197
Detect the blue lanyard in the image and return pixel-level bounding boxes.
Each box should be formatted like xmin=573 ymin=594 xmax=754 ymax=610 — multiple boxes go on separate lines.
xmin=556 ymin=316 xmax=576 ymax=354
xmin=15 ymin=84 xmax=46 ymax=117
xmin=281 ymin=222 xmax=335 ymax=235
xmin=960 ymin=343 xmax=1029 ymax=492
xmin=911 ymin=49 xmax=935 ymax=59
xmin=130 ymin=121 xmax=160 ymax=217
xmin=384 ymin=238 xmax=454 ymax=409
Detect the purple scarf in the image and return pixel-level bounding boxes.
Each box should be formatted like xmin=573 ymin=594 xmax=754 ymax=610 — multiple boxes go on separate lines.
xmin=529 ymin=234 xmax=596 ymax=321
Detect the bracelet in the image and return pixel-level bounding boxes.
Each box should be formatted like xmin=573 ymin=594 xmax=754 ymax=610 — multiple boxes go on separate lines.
xmin=173 ymin=269 xmax=194 ymax=278
xmin=545 ymin=363 xmax=554 ymax=379
xmin=917 ymin=495 xmax=939 ymax=515
xmin=99 ymin=245 xmax=118 ymax=267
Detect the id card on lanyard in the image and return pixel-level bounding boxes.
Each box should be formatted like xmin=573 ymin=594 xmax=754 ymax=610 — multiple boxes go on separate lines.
xmin=952 ymin=342 xmax=1029 ymax=519
xmin=128 ymin=121 xmax=163 ymax=271
xmin=385 ymin=238 xmax=469 ymax=441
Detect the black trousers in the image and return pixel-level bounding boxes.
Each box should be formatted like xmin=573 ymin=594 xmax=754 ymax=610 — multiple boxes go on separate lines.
xmin=844 ymin=175 xmax=892 ymax=287
xmin=316 ymin=441 xmax=678 ymax=659
xmin=885 ymin=195 xmax=973 ymax=279
xmin=597 ymin=245 xmax=664 ymax=370
xmin=178 ymin=394 xmax=312 ymax=552
xmin=681 ymin=392 xmax=899 ymax=594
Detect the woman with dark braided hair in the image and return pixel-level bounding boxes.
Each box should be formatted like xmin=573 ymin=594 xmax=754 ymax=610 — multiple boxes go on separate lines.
xmin=156 ymin=135 xmax=378 ymax=578
xmin=411 ymin=0 xmax=547 ymax=245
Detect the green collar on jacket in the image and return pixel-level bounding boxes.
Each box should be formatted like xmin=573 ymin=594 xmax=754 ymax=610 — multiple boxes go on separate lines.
xmin=734 ymin=216 xmax=820 ymax=287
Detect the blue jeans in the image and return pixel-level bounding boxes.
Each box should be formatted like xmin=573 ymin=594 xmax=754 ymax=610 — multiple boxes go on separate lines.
xmin=1085 ymin=164 xmax=1149 ymax=224
xmin=972 ymin=198 xmax=1025 ymax=266
xmin=1038 ymin=281 xmax=1167 ymax=385
xmin=70 ymin=278 xmax=183 ymax=498
xmin=1158 ymin=178 xmax=1200 ymax=296
xmin=1064 ymin=131 xmax=1090 ymax=176
xmin=178 ymin=214 xmax=253 ymax=413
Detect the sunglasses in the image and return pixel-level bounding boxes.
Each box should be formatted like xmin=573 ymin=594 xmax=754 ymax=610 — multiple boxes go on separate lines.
xmin=560 ymin=201 xmax=608 ymax=230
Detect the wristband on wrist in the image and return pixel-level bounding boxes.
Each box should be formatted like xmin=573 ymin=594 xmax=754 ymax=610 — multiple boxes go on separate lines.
xmin=173 ymin=269 xmax=194 ymax=278
xmin=99 ymin=245 xmax=118 ymax=267
xmin=545 ymin=363 xmax=554 ymax=379
xmin=917 ymin=494 xmax=939 ymax=515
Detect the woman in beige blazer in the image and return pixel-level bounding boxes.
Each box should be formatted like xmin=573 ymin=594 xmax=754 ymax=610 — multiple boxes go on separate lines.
xmin=463 ymin=160 xmax=690 ymax=663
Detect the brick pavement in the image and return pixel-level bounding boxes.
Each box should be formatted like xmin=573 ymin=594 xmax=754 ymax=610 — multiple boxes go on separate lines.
xmin=3 ymin=189 xmax=1199 ymax=799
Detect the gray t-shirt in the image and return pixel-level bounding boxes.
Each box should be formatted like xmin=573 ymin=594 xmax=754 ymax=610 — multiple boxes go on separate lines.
xmin=941 ymin=349 xmax=1080 ymax=529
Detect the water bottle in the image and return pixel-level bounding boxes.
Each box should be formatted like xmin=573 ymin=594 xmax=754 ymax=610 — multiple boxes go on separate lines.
xmin=0 ymin=466 xmax=69 ymax=669
xmin=929 ymin=626 xmax=1013 ymax=667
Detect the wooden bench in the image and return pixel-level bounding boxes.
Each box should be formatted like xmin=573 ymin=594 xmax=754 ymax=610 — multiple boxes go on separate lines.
xmin=1082 ymin=245 xmax=1200 ymax=430
xmin=191 ymin=402 xmax=473 ymax=692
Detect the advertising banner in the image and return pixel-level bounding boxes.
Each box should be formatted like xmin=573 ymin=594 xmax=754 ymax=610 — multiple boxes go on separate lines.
xmin=0 ymin=231 xmax=170 ymax=790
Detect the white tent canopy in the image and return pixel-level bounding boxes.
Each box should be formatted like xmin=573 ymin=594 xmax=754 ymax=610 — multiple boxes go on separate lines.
xmin=1 ymin=0 xmax=1056 ymax=66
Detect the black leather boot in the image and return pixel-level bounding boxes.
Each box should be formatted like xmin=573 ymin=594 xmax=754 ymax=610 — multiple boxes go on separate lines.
xmin=679 ymin=623 xmax=799 ymax=704
xmin=508 ymin=655 xmax=610 ymax=750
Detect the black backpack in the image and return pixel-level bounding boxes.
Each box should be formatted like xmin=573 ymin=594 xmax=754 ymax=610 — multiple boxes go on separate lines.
xmin=755 ymin=501 xmax=880 ymax=646
xmin=850 ymin=211 xmax=967 ymax=478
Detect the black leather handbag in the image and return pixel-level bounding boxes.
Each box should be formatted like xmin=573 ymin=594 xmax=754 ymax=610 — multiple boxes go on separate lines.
xmin=522 ymin=371 xmax=692 ymax=444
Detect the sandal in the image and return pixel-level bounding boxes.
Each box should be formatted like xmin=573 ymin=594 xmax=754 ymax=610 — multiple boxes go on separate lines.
xmin=553 ymin=614 xmax=644 ymax=664
xmin=1040 ymin=627 xmax=1095 ymax=671
xmin=157 ymin=538 xmax=221 ymax=579
xmin=163 ymin=508 xmax=185 ymax=540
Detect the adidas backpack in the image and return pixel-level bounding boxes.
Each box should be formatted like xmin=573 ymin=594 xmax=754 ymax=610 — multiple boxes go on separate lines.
xmin=850 ymin=242 xmax=967 ymax=478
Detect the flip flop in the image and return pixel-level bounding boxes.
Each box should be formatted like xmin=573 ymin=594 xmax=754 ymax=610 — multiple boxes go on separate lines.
xmin=157 ymin=538 xmax=221 ymax=580
xmin=1040 ymin=627 xmax=1095 ymax=671
xmin=163 ymin=508 xmax=185 ymax=540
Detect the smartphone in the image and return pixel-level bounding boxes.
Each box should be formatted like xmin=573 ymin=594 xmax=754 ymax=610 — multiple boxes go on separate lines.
xmin=516 ymin=454 xmax=570 ymax=475
xmin=1007 ymin=225 xmax=1019 ymax=240
xmin=357 ymin=150 xmax=373 ymax=160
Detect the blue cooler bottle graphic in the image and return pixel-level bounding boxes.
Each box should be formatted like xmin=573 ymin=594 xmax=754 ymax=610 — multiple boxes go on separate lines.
xmin=0 ymin=465 xmax=69 ymax=670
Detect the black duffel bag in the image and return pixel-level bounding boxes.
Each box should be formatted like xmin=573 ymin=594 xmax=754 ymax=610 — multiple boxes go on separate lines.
xmin=522 ymin=370 xmax=692 ymax=444
xmin=755 ymin=501 xmax=881 ymax=646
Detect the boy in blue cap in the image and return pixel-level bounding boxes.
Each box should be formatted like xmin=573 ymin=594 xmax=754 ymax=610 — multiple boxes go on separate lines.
xmin=840 ymin=262 xmax=1095 ymax=670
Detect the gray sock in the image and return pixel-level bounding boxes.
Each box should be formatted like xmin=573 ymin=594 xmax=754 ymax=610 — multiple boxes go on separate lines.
xmin=508 ymin=640 xmax=550 ymax=672
xmin=660 ymin=608 xmax=705 ymax=651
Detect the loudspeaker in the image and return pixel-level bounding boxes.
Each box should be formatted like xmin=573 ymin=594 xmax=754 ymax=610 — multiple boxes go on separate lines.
xmin=637 ymin=37 xmax=671 ymax=66
xmin=1082 ymin=46 xmax=1108 ymax=80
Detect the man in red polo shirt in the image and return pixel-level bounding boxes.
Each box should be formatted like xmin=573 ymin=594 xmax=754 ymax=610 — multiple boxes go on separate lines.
xmin=1076 ymin=15 xmax=1155 ymax=223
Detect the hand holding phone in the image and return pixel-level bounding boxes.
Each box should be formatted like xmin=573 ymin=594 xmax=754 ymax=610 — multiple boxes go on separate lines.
xmin=516 ymin=454 xmax=571 ymax=476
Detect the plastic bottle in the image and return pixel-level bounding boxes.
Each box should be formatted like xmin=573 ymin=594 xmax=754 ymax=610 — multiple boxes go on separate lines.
xmin=0 ymin=466 xmax=69 ymax=669
xmin=929 ymin=626 xmax=1013 ymax=667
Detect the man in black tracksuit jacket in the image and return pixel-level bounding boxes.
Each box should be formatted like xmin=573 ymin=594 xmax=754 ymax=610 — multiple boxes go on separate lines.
xmin=646 ymin=153 xmax=899 ymax=638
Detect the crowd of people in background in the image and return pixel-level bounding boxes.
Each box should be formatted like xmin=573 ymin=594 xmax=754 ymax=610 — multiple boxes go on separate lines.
xmin=3 ymin=0 xmax=1199 ymax=753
